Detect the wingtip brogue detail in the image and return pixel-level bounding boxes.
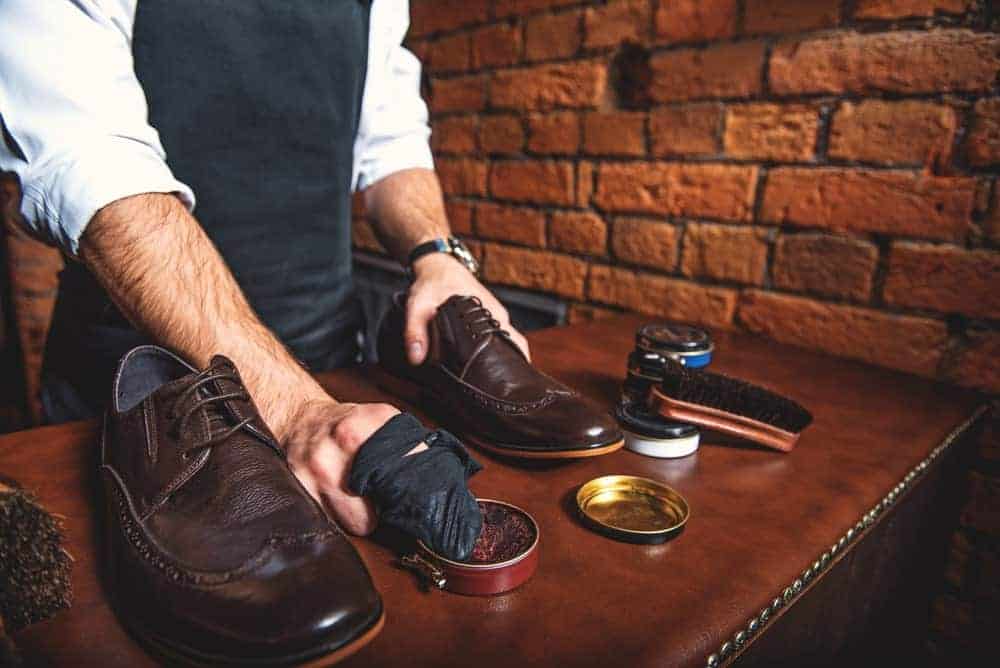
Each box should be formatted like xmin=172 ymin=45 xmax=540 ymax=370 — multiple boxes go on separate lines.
xmin=377 ymin=294 xmax=624 ymax=459
xmin=102 ymin=345 xmax=382 ymax=665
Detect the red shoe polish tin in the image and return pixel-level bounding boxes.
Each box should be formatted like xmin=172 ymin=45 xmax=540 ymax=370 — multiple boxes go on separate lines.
xmin=402 ymin=499 xmax=540 ymax=596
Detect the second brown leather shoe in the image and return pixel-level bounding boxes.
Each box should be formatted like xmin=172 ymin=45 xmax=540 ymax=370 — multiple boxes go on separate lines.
xmin=101 ymin=346 xmax=383 ymax=665
xmin=377 ymin=295 xmax=623 ymax=459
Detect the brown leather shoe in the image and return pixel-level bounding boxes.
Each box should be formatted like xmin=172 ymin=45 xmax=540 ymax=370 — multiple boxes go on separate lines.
xmin=376 ymin=295 xmax=623 ymax=459
xmin=100 ymin=346 xmax=383 ymax=665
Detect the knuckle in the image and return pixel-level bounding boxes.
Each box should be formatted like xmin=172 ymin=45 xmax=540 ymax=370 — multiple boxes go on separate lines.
xmin=332 ymin=419 xmax=361 ymax=449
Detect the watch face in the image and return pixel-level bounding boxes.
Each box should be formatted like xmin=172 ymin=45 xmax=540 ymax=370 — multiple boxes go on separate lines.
xmin=448 ymin=238 xmax=480 ymax=276
xmin=636 ymin=323 xmax=711 ymax=352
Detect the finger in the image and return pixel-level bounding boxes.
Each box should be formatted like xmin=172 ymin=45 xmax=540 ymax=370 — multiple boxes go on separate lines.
xmin=404 ymin=293 xmax=437 ymax=365
xmin=312 ymin=447 xmax=378 ymax=535
xmin=512 ymin=331 xmax=531 ymax=361
xmin=323 ymin=490 xmax=377 ymax=536
xmin=404 ymin=441 xmax=429 ymax=457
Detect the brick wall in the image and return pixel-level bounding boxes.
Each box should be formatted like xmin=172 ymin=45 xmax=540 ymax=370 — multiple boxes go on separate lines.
xmin=351 ymin=0 xmax=1000 ymax=659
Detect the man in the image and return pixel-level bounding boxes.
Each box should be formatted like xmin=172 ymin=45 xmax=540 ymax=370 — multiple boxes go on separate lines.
xmin=0 ymin=0 xmax=527 ymax=536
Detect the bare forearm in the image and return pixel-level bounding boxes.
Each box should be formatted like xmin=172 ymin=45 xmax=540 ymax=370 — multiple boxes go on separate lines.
xmin=79 ymin=193 xmax=328 ymax=439
xmin=363 ymin=167 xmax=450 ymax=262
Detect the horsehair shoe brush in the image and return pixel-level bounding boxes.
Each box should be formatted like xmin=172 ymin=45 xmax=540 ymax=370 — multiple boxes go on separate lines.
xmin=649 ymin=360 xmax=813 ymax=452
xmin=0 ymin=478 xmax=73 ymax=640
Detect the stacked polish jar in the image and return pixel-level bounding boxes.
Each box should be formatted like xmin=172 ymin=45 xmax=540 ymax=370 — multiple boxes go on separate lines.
xmin=618 ymin=323 xmax=713 ymax=459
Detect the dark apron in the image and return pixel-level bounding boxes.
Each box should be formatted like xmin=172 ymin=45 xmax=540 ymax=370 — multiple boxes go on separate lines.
xmin=42 ymin=0 xmax=371 ymax=422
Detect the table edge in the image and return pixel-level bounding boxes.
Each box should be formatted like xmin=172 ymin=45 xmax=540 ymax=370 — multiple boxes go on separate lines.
xmin=712 ymin=402 xmax=990 ymax=668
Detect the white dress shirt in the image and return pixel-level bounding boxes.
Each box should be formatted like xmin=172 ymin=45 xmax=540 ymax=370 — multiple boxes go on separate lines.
xmin=0 ymin=0 xmax=433 ymax=255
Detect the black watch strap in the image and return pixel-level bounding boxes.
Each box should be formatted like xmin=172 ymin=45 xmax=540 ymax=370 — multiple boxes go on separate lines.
xmin=406 ymin=236 xmax=479 ymax=278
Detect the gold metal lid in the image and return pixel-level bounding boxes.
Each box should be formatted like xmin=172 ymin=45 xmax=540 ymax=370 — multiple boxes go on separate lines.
xmin=576 ymin=475 xmax=690 ymax=544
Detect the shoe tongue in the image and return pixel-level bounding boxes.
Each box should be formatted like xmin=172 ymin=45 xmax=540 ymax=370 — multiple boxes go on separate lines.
xmin=166 ymin=356 xmax=277 ymax=450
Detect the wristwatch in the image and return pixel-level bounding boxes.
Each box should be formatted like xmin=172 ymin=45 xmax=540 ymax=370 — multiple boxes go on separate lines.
xmin=406 ymin=236 xmax=480 ymax=279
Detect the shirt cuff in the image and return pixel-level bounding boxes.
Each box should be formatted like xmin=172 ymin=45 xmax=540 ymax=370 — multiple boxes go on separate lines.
xmin=24 ymin=138 xmax=195 ymax=256
xmin=355 ymin=133 xmax=434 ymax=191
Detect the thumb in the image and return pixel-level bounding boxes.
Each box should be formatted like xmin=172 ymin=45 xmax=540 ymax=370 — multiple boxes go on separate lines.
xmin=404 ymin=296 xmax=435 ymax=365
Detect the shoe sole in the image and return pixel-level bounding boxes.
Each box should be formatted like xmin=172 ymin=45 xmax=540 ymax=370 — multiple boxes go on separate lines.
xmin=373 ymin=366 xmax=625 ymax=460
xmin=122 ymin=606 xmax=385 ymax=667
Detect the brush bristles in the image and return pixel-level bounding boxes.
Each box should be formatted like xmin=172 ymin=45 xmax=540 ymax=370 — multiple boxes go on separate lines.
xmin=0 ymin=485 xmax=73 ymax=632
xmin=660 ymin=360 xmax=813 ymax=433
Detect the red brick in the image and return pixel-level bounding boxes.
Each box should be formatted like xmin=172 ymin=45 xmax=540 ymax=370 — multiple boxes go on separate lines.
xmin=883 ymin=242 xmax=1000 ymax=319
xmin=577 ymin=162 xmax=594 ymax=206
xmin=582 ymin=112 xmax=646 ymax=156
xmin=770 ymin=30 xmax=1000 ymax=95
xmin=490 ymin=160 xmax=575 ymax=205
xmin=987 ymin=182 xmax=1000 ymax=245
xmin=471 ymin=22 xmax=521 ymax=69
xmin=650 ymin=41 xmax=765 ymax=103
xmin=589 ymin=266 xmax=737 ymax=328
xmin=595 ymin=162 xmax=758 ymax=221
xmin=492 ymin=61 xmax=607 ymax=111
xmin=653 ymin=0 xmax=738 ymax=44
xmin=681 ymin=223 xmax=769 ymax=285
xmin=479 ymin=115 xmax=524 ymax=155
xmin=724 ymin=103 xmax=819 ymax=162
xmin=611 ymin=217 xmax=680 ymax=270
xmin=436 ymin=157 xmax=488 ymax=196
xmin=773 ymin=234 xmax=878 ymax=302
xmin=761 ymin=168 xmax=975 ymax=241
xmin=527 ymin=112 xmax=580 ymax=154
xmin=422 ymin=33 xmax=472 ymax=74
xmin=431 ymin=116 xmax=478 ymax=154
xmin=429 ymin=75 xmax=487 ymax=114
xmin=550 ymin=211 xmax=607 ymax=255
xmin=829 ymin=100 xmax=957 ymax=166
xmin=445 ymin=200 xmax=474 ymax=235
xmin=475 ymin=202 xmax=546 ymax=247
xmin=524 ymin=10 xmax=581 ymax=62
xmin=495 ymin=0 xmax=578 ymax=17
xmin=743 ymin=0 xmax=840 ymax=35
xmin=482 ymin=243 xmax=587 ymax=299
xmin=583 ymin=0 xmax=649 ymax=50
xmin=650 ymin=104 xmax=722 ymax=157
xmin=966 ymin=98 xmax=1000 ymax=167
xmin=950 ymin=331 xmax=1000 ymax=394
xmin=410 ymin=0 xmax=489 ymax=37
xmin=738 ymin=291 xmax=948 ymax=377
xmin=853 ymin=0 xmax=972 ymax=20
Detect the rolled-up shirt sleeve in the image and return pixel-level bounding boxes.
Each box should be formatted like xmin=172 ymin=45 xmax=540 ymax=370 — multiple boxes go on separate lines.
xmin=0 ymin=0 xmax=194 ymax=256
xmin=352 ymin=0 xmax=434 ymax=191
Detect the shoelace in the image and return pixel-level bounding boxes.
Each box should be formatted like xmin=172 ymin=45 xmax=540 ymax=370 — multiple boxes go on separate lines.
xmin=170 ymin=364 xmax=252 ymax=458
xmin=457 ymin=296 xmax=504 ymax=339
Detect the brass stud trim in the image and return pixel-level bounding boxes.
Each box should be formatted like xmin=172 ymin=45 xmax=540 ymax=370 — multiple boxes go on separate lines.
xmin=704 ymin=404 xmax=988 ymax=668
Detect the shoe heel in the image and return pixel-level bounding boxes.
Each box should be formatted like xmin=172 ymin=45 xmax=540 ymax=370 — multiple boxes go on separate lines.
xmin=370 ymin=366 xmax=423 ymax=406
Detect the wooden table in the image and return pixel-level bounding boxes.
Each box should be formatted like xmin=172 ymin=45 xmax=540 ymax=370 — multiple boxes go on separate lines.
xmin=2 ymin=316 xmax=987 ymax=667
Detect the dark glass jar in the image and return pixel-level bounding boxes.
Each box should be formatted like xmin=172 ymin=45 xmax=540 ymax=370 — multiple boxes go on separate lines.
xmin=635 ymin=323 xmax=713 ymax=369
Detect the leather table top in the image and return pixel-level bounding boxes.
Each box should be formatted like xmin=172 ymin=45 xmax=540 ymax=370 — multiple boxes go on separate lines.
xmin=0 ymin=315 xmax=986 ymax=667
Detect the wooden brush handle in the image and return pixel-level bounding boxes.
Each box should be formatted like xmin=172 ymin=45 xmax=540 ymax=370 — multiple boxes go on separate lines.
xmin=649 ymin=387 xmax=800 ymax=452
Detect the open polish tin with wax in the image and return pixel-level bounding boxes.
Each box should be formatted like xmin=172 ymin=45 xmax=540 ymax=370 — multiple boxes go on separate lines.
xmin=576 ymin=475 xmax=689 ymax=544
xmin=636 ymin=323 xmax=713 ymax=369
xmin=401 ymin=499 xmax=540 ymax=596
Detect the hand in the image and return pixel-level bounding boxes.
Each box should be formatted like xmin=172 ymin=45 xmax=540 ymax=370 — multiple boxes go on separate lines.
xmin=405 ymin=252 xmax=530 ymax=365
xmin=283 ymin=400 xmax=426 ymax=535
